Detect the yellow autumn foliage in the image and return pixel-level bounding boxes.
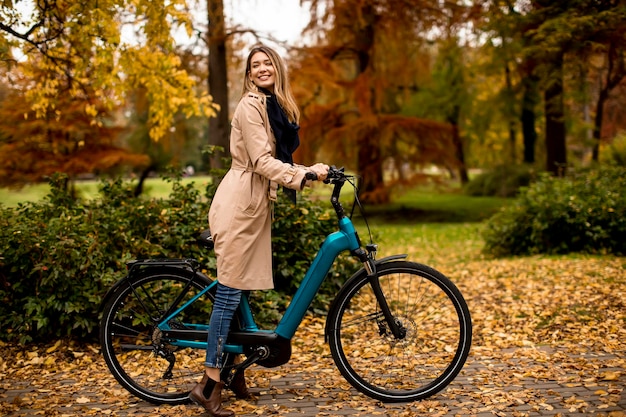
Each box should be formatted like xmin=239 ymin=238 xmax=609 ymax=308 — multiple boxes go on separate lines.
xmin=0 ymin=0 xmax=216 ymax=141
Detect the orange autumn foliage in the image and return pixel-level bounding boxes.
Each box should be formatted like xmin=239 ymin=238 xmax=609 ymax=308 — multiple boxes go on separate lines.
xmin=0 ymin=73 xmax=148 ymax=187
xmin=290 ymin=0 xmax=475 ymax=203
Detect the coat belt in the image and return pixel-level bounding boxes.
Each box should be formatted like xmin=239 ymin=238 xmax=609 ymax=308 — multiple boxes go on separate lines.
xmin=230 ymin=162 xmax=278 ymax=202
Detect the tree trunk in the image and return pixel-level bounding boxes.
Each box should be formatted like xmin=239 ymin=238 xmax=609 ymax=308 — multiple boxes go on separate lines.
xmin=447 ymin=105 xmax=468 ymax=184
xmin=357 ymin=133 xmax=386 ymax=203
xmin=592 ymin=40 xmax=625 ymax=162
xmin=207 ymin=0 xmax=230 ymax=169
xmin=353 ymin=4 xmax=387 ymax=203
xmin=451 ymin=124 xmax=469 ymax=184
xmin=521 ymin=73 xmax=538 ymax=164
xmin=134 ymin=164 xmax=156 ymax=197
xmin=505 ymin=63 xmax=517 ymax=164
xmin=544 ymin=53 xmax=566 ymax=176
xmin=592 ymin=87 xmax=608 ymax=162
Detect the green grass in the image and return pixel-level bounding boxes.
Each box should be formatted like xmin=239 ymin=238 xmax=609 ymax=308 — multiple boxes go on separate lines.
xmin=355 ymin=222 xmax=485 ymax=266
xmin=0 ymin=183 xmax=51 ymax=207
xmin=0 ymin=177 xmax=214 ymax=207
xmin=348 ymin=187 xmax=508 ymax=224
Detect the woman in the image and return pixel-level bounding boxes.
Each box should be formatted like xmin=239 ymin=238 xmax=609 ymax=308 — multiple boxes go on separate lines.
xmin=188 ymin=45 xmax=329 ymax=416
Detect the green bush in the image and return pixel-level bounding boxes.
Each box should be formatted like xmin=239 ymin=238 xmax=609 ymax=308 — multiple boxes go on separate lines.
xmin=482 ymin=166 xmax=626 ymax=257
xmin=601 ymin=133 xmax=626 ymax=166
xmin=465 ymin=164 xmax=535 ymax=197
xmin=0 ymin=174 xmax=354 ymax=343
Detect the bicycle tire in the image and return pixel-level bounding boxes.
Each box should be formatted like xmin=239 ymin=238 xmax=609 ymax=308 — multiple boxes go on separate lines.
xmin=327 ymin=261 xmax=472 ymax=402
xmin=99 ymin=266 xmax=216 ymax=404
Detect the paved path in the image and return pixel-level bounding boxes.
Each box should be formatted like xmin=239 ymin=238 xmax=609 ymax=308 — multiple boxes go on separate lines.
xmin=1 ymin=346 xmax=624 ymax=416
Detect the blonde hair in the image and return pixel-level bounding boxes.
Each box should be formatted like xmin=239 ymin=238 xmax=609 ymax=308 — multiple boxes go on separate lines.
xmin=242 ymin=45 xmax=300 ymax=124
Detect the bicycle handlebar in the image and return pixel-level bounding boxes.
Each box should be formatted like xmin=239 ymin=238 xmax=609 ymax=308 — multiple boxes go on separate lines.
xmin=305 ymin=166 xmax=350 ymax=219
xmin=305 ymin=166 xmax=347 ymax=183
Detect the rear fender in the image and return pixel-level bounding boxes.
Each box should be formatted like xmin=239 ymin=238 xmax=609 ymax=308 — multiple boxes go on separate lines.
xmin=98 ymin=259 xmax=208 ymax=314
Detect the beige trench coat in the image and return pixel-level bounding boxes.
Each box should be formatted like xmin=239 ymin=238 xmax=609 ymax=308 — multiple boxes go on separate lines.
xmin=208 ymin=91 xmax=307 ymax=290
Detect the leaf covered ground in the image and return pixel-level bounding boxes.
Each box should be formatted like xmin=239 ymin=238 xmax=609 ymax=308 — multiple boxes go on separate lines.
xmin=1 ymin=224 xmax=624 ymax=416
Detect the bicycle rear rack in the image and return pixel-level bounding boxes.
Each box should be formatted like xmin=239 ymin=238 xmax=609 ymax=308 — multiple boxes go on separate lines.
xmin=126 ymin=258 xmax=201 ymax=273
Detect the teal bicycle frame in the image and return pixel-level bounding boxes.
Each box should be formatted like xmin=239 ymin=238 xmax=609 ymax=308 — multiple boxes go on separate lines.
xmin=156 ymin=216 xmax=362 ymax=353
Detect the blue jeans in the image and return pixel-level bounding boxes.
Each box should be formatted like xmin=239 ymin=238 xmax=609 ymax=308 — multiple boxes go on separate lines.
xmin=204 ymin=283 xmax=242 ymax=368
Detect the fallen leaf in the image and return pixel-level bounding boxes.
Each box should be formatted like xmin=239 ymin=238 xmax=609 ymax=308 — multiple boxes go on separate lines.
xmin=46 ymin=340 xmax=63 ymax=354
xmin=601 ymin=371 xmax=620 ymax=381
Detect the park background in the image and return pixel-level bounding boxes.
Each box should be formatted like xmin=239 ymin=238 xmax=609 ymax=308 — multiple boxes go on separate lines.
xmin=0 ymin=1 xmax=625 ymax=416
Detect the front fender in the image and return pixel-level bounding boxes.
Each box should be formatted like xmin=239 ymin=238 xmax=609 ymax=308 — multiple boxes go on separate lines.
xmin=324 ymin=254 xmax=407 ymax=342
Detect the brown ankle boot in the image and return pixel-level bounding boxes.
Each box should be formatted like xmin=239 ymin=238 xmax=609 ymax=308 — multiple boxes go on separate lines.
xmin=189 ymin=373 xmax=234 ymax=417
xmin=228 ymin=369 xmax=254 ymax=399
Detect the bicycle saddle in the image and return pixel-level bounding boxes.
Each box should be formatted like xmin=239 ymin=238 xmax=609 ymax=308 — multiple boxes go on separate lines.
xmin=197 ymin=229 xmax=214 ymax=250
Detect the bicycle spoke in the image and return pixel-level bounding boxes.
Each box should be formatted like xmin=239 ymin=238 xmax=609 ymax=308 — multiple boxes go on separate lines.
xmin=338 ymin=311 xmax=385 ymax=328
xmin=109 ymin=322 xmax=149 ymax=339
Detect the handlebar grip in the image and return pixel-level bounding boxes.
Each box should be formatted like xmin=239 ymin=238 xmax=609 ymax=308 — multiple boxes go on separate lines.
xmin=305 ymin=172 xmax=318 ymax=181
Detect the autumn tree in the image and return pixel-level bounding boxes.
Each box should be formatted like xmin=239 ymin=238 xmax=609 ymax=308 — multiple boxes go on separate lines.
xmin=401 ymin=37 xmax=482 ymax=180
xmin=293 ymin=0 xmax=476 ymax=203
xmin=426 ymin=39 xmax=471 ymax=184
xmin=0 ymin=64 xmax=148 ymax=188
xmin=584 ymin=3 xmax=626 ymax=161
xmin=0 ymin=0 xmax=217 ymax=142
xmin=479 ymin=0 xmax=540 ymax=165
xmin=475 ymin=0 xmax=626 ymax=174
xmin=519 ymin=0 xmax=626 ymax=174
xmin=123 ymin=83 xmax=208 ymax=196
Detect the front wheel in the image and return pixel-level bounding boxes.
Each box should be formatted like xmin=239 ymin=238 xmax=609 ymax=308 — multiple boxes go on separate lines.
xmin=327 ymin=261 xmax=472 ymax=402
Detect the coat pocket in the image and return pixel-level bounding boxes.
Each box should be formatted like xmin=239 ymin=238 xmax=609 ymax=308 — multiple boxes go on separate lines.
xmin=241 ymin=173 xmax=265 ymax=216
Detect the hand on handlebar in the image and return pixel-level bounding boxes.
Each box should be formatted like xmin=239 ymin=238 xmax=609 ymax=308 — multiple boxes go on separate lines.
xmin=308 ymin=163 xmax=329 ymax=181
xmin=302 ymin=164 xmax=329 ymax=189
xmin=303 ymin=163 xmax=330 ymax=188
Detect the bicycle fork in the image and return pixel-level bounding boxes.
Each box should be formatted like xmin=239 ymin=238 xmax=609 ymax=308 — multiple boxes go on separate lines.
xmin=356 ymin=246 xmax=407 ymax=341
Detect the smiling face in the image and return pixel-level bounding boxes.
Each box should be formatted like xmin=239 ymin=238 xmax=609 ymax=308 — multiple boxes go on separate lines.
xmin=248 ymin=51 xmax=275 ymax=92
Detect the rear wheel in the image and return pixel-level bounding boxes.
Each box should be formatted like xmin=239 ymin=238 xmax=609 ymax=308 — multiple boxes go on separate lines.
xmin=327 ymin=261 xmax=472 ymax=402
xmin=99 ymin=267 xmax=215 ymax=404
